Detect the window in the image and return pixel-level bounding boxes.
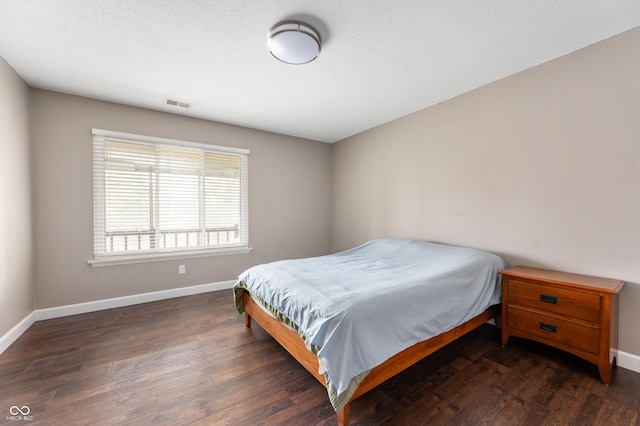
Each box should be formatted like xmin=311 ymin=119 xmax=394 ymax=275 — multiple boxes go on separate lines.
xmin=91 ymin=129 xmax=249 ymax=265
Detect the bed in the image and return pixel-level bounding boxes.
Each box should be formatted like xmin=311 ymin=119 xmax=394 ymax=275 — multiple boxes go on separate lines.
xmin=234 ymin=238 xmax=507 ymax=425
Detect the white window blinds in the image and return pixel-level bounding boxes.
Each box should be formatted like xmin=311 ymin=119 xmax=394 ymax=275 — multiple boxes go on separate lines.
xmin=92 ymin=129 xmax=249 ymax=260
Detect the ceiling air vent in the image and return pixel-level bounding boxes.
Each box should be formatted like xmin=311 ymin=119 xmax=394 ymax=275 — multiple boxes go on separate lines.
xmin=165 ymin=98 xmax=191 ymax=109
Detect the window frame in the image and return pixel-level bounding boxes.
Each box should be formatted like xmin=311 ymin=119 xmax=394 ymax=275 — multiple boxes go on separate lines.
xmin=89 ymin=129 xmax=250 ymax=266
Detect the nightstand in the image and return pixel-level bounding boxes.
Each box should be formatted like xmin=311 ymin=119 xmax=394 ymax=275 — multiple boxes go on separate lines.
xmin=500 ymin=266 xmax=624 ymax=384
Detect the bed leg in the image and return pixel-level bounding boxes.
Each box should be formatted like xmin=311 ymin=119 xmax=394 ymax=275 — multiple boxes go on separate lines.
xmin=493 ymin=312 xmax=503 ymax=329
xmin=336 ymin=404 xmax=350 ymax=426
xmin=245 ymin=313 xmax=252 ymax=328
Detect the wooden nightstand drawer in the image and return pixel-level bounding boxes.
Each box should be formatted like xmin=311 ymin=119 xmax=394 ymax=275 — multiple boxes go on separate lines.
xmin=508 ymin=279 xmax=600 ymax=323
xmin=508 ymin=305 xmax=600 ymax=354
xmin=500 ymin=266 xmax=624 ymax=385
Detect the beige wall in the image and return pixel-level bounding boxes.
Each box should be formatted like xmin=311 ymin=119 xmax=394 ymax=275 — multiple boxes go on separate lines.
xmin=332 ymin=28 xmax=640 ymax=356
xmin=0 ymin=58 xmax=33 ymax=337
xmin=31 ymin=90 xmax=332 ymax=308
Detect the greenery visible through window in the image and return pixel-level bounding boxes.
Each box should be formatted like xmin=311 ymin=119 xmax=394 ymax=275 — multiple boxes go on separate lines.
xmin=92 ymin=129 xmax=249 ymax=261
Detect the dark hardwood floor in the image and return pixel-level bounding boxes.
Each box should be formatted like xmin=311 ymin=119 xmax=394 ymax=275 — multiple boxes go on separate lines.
xmin=1 ymin=290 xmax=638 ymax=425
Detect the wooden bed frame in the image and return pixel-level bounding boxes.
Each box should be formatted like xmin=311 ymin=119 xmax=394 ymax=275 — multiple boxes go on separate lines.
xmin=242 ymin=292 xmax=500 ymax=425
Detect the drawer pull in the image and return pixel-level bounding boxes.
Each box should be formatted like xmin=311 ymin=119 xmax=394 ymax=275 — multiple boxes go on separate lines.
xmin=540 ymin=294 xmax=558 ymax=304
xmin=540 ymin=322 xmax=557 ymax=333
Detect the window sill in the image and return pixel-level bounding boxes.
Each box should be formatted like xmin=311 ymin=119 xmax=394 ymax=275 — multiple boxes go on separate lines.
xmin=88 ymin=246 xmax=252 ymax=267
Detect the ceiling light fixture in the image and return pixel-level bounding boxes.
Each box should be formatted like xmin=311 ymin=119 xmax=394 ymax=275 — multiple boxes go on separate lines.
xmin=267 ymin=21 xmax=321 ymax=65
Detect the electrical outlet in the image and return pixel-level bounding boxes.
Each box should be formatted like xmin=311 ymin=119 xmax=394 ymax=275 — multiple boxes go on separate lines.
xmin=178 ymin=264 xmax=186 ymax=274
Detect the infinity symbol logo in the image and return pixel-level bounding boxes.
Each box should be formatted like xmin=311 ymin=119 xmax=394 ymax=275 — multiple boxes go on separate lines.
xmin=10 ymin=405 xmax=30 ymax=415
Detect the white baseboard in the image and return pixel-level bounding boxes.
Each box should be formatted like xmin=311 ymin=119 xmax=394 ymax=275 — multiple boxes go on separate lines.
xmin=0 ymin=280 xmax=235 ymax=355
xmin=34 ymin=280 xmax=235 ymax=321
xmin=0 ymin=311 xmax=37 ymax=354
xmin=617 ymin=350 xmax=640 ymax=374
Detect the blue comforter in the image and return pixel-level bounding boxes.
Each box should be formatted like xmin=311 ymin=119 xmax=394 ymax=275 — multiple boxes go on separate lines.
xmin=235 ymin=238 xmax=507 ymax=411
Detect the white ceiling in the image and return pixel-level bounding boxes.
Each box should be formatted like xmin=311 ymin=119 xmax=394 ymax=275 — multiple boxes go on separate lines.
xmin=1 ymin=1 xmax=639 ymax=143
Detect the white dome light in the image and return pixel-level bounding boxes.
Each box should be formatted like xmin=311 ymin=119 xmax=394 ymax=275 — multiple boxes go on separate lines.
xmin=268 ymin=21 xmax=321 ymax=65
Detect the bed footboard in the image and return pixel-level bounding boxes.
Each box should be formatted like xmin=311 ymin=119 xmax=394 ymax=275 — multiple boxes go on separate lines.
xmin=242 ymin=293 xmax=326 ymax=385
xmin=240 ymin=292 xmax=498 ymax=426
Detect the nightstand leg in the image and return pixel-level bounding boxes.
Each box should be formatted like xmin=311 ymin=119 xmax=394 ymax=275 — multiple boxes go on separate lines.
xmin=598 ymin=362 xmax=611 ymax=385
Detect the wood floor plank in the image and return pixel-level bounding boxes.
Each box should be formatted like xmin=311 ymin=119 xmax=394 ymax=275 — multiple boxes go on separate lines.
xmin=1 ymin=289 xmax=639 ymax=425
xmin=592 ymin=399 xmax=639 ymax=426
xmin=397 ymin=357 xmax=504 ymax=425
xmin=539 ymin=370 xmax=592 ymax=425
